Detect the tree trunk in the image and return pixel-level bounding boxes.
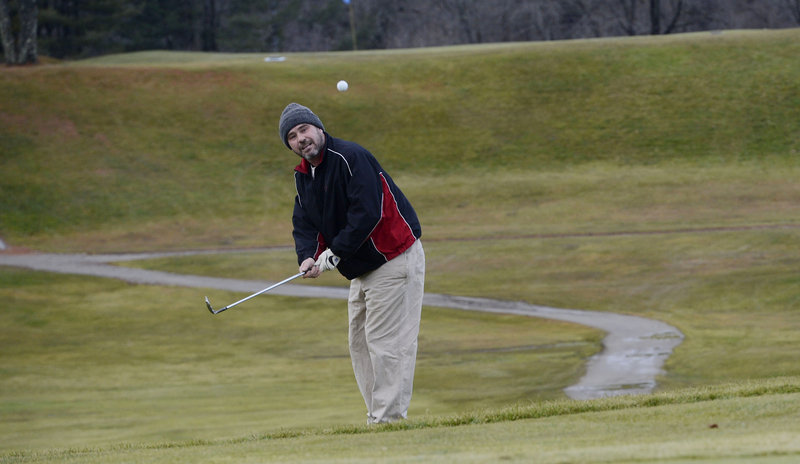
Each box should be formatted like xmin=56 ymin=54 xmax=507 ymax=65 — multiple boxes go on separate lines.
xmin=663 ymin=0 xmax=683 ymax=34
xmin=17 ymin=0 xmax=36 ymax=63
xmin=787 ymin=0 xmax=800 ymax=24
xmin=616 ymin=0 xmax=637 ymax=36
xmin=650 ymin=0 xmax=661 ymax=34
xmin=202 ymin=0 xmax=217 ymax=51
xmin=0 ymin=0 xmax=17 ymax=64
xmin=0 ymin=0 xmax=37 ymax=65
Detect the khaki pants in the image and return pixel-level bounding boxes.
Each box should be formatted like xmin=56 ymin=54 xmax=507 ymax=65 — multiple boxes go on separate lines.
xmin=348 ymin=240 xmax=425 ymax=424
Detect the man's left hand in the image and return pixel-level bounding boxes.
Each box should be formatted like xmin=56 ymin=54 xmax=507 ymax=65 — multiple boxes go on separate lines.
xmin=315 ymin=249 xmax=340 ymax=272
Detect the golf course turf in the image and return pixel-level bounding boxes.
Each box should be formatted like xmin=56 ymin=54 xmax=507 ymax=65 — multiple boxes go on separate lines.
xmin=2 ymin=28 xmax=799 ymax=462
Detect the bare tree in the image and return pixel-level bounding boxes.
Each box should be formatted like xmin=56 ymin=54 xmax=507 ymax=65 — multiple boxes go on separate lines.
xmin=202 ymin=0 xmax=218 ymax=51
xmin=612 ymin=0 xmax=684 ymax=35
xmin=0 ymin=0 xmax=37 ymax=65
xmin=443 ymin=0 xmax=481 ymax=43
xmin=616 ymin=0 xmax=639 ymax=35
xmin=661 ymin=0 xmax=683 ymax=33
xmin=563 ymin=0 xmax=616 ymax=38
xmin=526 ymin=2 xmax=564 ymax=40
xmin=650 ymin=0 xmax=661 ymax=33
xmin=0 ymin=0 xmax=12 ymax=62
xmin=784 ymin=0 xmax=800 ymax=24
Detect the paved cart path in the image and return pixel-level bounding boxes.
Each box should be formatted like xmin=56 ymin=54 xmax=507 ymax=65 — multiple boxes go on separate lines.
xmin=0 ymin=249 xmax=683 ymax=400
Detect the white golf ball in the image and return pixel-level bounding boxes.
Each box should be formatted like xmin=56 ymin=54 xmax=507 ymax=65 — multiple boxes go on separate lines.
xmin=337 ymin=80 xmax=349 ymax=92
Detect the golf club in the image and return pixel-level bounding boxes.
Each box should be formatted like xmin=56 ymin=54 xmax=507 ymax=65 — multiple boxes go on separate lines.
xmin=205 ymin=271 xmax=306 ymax=315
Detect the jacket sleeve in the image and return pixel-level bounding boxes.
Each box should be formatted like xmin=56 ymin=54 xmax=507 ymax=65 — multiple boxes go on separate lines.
xmin=292 ymin=194 xmax=324 ymax=265
xmin=328 ymin=151 xmax=383 ymax=259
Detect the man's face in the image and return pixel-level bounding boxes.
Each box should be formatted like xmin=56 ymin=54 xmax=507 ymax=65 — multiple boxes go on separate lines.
xmin=287 ymin=123 xmax=325 ymax=166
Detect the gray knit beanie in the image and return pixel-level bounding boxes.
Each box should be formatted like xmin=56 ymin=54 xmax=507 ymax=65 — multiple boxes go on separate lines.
xmin=278 ymin=103 xmax=325 ymax=148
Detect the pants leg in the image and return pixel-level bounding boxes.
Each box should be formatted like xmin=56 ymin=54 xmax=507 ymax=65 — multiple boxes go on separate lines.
xmin=348 ymin=279 xmax=374 ymax=418
xmin=348 ymin=240 xmax=425 ymax=424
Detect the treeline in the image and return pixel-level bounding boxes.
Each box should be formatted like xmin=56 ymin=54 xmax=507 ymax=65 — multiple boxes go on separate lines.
xmin=3 ymin=0 xmax=800 ymax=62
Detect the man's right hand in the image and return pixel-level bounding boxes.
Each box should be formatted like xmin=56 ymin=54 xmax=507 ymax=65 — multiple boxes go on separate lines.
xmin=300 ymin=257 xmax=321 ymax=278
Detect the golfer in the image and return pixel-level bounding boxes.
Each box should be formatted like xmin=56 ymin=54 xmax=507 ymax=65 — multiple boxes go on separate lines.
xmin=278 ymin=103 xmax=425 ymax=424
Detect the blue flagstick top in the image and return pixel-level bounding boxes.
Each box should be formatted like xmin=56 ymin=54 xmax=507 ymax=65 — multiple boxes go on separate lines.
xmin=343 ymin=0 xmax=350 ymax=4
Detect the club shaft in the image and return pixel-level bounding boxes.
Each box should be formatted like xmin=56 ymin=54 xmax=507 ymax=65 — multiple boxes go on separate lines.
xmin=218 ymin=272 xmax=305 ymax=313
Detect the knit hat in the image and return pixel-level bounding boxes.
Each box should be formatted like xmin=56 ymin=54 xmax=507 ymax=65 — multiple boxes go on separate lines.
xmin=278 ymin=103 xmax=325 ymax=148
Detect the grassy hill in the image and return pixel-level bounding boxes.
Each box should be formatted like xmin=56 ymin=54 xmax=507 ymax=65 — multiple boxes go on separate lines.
xmin=1 ymin=29 xmax=800 ymax=462
xmin=1 ymin=29 xmax=798 ymax=251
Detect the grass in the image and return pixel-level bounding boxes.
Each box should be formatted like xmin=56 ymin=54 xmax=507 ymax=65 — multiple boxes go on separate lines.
xmin=122 ymin=221 xmax=800 ymax=390
xmin=3 ymin=379 xmax=799 ymax=463
xmin=0 ymin=267 xmax=600 ymax=452
xmin=2 ymin=30 xmax=799 ymax=251
xmin=1 ymin=28 xmax=800 ymax=462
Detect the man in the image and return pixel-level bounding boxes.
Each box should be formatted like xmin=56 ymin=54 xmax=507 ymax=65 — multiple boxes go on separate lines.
xmin=278 ymin=103 xmax=425 ymax=424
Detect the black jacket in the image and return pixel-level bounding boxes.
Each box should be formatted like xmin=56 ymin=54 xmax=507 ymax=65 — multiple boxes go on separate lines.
xmin=292 ymin=133 xmax=422 ymax=280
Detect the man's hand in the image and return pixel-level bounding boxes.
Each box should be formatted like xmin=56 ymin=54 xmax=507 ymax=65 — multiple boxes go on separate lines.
xmin=300 ymin=257 xmax=320 ymax=278
xmin=315 ymin=248 xmax=340 ymax=272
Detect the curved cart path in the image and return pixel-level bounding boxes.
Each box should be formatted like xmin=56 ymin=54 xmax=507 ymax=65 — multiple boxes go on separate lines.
xmin=0 ymin=249 xmax=684 ymax=400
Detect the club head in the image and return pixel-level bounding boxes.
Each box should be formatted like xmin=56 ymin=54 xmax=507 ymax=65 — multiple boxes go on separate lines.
xmin=205 ymin=296 xmax=217 ymax=314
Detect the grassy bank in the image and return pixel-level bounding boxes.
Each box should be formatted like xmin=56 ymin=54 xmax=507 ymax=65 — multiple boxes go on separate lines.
xmin=1 ymin=29 xmax=799 ymax=251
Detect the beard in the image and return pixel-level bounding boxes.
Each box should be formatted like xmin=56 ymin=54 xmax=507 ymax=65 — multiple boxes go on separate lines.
xmin=299 ymin=142 xmax=321 ymax=162
xmin=294 ymin=130 xmax=325 ymax=165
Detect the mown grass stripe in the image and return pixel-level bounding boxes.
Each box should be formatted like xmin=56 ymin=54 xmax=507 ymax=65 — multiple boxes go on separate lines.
xmin=4 ymin=377 xmax=797 ymax=462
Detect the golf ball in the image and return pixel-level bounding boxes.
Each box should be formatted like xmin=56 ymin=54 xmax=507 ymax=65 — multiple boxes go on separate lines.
xmin=337 ymin=80 xmax=349 ymax=92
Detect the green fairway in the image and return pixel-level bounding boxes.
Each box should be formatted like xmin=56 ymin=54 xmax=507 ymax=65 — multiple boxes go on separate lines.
xmin=0 ymin=268 xmax=600 ymax=452
xmin=2 ymin=28 xmax=800 ymax=462
xmin=125 ymin=223 xmax=800 ymax=388
xmin=4 ymin=379 xmax=799 ymax=463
